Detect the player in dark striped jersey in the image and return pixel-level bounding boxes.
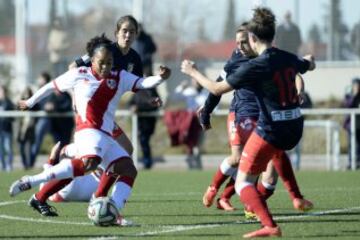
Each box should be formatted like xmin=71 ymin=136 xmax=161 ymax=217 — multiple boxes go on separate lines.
xmin=182 ymin=7 xmax=315 ymax=238
xmin=199 ymin=23 xmax=313 ymax=219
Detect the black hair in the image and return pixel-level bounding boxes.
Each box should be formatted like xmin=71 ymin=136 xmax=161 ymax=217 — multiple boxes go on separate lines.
xmin=236 ymin=21 xmax=249 ymax=33
xmin=248 ymin=7 xmax=276 ymax=42
xmin=86 ymin=33 xmax=112 ymax=57
xmin=114 ymin=15 xmax=139 ymax=36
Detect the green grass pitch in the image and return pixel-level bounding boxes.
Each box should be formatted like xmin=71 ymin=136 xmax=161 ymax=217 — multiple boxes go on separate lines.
xmin=0 ymin=169 xmax=359 ymax=239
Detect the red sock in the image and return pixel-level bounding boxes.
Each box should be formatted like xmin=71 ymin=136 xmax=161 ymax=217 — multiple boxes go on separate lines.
xmin=35 ymin=179 xmax=72 ymax=203
xmin=257 ymin=182 xmax=275 ymax=201
xmin=95 ymin=173 xmax=117 ymax=197
xmin=273 ymin=153 xmax=303 ymax=200
xmin=71 ymin=159 xmax=85 ymax=177
xmin=240 ymin=185 xmax=276 ymax=227
xmin=220 ymin=178 xmax=235 ymax=200
xmin=211 ymin=168 xmax=230 ymax=189
xmin=118 ymin=175 xmax=135 ymax=187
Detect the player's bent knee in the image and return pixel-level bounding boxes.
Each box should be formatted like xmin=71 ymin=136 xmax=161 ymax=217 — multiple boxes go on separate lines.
xmin=109 ymin=157 xmax=137 ymax=179
xmin=82 ymin=156 xmax=101 ymax=172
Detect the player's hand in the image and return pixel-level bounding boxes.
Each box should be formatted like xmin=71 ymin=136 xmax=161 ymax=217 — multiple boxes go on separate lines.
xmin=181 ymin=60 xmax=196 ymax=75
xmin=303 ymin=54 xmax=316 ymax=71
xmin=150 ymin=97 xmax=163 ymax=108
xmin=18 ymin=100 xmax=29 ymax=110
xmin=159 ymin=66 xmax=171 ymax=80
xmin=197 ymin=106 xmax=212 ymax=131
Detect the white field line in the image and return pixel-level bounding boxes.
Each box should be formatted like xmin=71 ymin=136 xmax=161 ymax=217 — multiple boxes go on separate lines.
xmin=132 ymin=207 xmax=360 ymax=237
xmin=133 ymin=186 xmax=360 ymax=197
xmin=1 ymin=200 xmax=359 ymax=238
xmin=0 ymin=200 xmax=92 ymax=225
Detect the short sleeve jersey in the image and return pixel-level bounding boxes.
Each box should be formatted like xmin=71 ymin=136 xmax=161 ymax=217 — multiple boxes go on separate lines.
xmin=222 ymin=50 xmax=259 ymax=118
xmin=53 ymin=67 xmax=142 ymax=134
xmin=226 ymin=47 xmax=310 ymax=149
xmin=76 ymin=42 xmax=143 ymax=76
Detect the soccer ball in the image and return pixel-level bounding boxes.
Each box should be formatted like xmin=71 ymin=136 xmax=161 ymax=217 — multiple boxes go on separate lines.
xmin=87 ymin=197 xmax=119 ymax=226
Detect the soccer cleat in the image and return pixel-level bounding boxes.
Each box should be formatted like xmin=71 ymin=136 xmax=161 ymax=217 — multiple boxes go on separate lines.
xmin=28 ymin=194 xmax=58 ymax=217
xmin=202 ymin=185 xmax=217 ymax=207
xmin=47 ymin=141 xmax=62 ymax=165
xmin=216 ymin=198 xmax=236 ymax=211
xmin=113 ymin=214 xmax=136 ymax=227
xmin=293 ymin=198 xmax=314 ymax=212
xmin=244 ymin=204 xmax=258 ymax=220
xmin=243 ymin=226 xmax=282 ymax=238
xmin=9 ymin=176 xmax=32 ymax=197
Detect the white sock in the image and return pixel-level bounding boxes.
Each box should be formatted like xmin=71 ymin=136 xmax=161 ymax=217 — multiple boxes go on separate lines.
xmin=235 ymin=181 xmax=253 ymax=196
xmin=220 ymin=157 xmax=237 ymax=176
xmin=111 ymin=181 xmax=132 ymax=210
xmin=261 ymin=181 xmax=276 ymax=190
xmin=28 ymin=159 xmax=75 ymax=187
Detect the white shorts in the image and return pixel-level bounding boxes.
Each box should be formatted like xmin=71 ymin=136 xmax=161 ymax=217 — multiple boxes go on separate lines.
xmin=55 ymin=173 xmax=99 ymax=202
xmin=74 ymin=128 xmax=129 ymax=170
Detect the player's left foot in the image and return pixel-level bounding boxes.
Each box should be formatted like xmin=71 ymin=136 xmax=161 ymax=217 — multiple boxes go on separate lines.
xmin=243 ymin=226 xmax=282 ymax=238
xmin=293 ymin=198 xmax=314 ymax=212
xmin=216 ymin=198 xmax=236 ymax=211
xmin=9 ymin=176 xmax=32 ymax=197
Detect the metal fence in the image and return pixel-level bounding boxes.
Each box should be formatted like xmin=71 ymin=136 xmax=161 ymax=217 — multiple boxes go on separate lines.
xmin=0 ymin=108 xmax=359 ymax=170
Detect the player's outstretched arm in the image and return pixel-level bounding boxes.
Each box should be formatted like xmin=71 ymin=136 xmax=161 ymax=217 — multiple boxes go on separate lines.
xmin=135 ymin=66 xmax=171 ymax=89
xmin=18 ymin=82 xmax=56 ymax=110
xmin=181 ymin=59 xmax=232 ymax=96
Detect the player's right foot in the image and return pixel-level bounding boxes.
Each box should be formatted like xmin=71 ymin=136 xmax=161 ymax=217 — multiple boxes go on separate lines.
xmin=202 ymin=185 xmax=217 ymax=207
xmin=293 ymin=198 xmax=314 ymax=212
xmin=216 ymin=198 xmax=236 ymax=211
xmin=243 ymin=226 xmax=282 ymax=238
xmin=48 ymin=141 xmax=62 ymax=165
xmin=28 ymin=194 xmax=58 ymax=217
xmin=9 ymin=176 xmax=32 ymax=197
xmin=244 ymin=204 xmax=258 ymax=220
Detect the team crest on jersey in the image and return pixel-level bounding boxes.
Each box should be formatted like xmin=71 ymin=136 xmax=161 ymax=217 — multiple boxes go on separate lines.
xmin=106 ymin=79 xmax=117 ymax=89
xmin=127 ymin=63 xmax=134 ymax=73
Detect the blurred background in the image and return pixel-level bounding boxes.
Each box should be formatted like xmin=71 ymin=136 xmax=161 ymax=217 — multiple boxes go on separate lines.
xmin=1 ymin=0 xmax=360 ymax=171
xmin=0 ymin=0 xmax=359 ymax=99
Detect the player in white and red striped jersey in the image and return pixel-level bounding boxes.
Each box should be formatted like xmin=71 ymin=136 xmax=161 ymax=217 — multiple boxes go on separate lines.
xmin=41 ymin=124 xmax=131 ymax=210
xmin=9 ymin=34 xmax=171 ymax=224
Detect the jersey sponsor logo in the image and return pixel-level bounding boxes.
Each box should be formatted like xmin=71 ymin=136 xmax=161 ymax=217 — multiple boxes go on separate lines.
xmin=106 ymin=79 xmax=117 ymax=90
xmin=127 ymin=63 xmax=134 ymax=73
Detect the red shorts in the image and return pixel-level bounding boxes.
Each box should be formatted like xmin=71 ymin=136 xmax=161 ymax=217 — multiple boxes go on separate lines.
xmin=227 ymin=112 xmax=257 ymax=146
xmin=239 ymin=131 xmax=282 ymax=175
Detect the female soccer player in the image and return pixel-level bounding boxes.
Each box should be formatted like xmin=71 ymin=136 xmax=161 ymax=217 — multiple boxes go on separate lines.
xmin=26 ymin=16 xmax=154 ymax=221
xmin=9 ymin=34 xmax=171 ymax=223
xmin=182 ymin=7 xmax=315 ymax=238
xmin=200 ymin=23 xmax=313 ymax=217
